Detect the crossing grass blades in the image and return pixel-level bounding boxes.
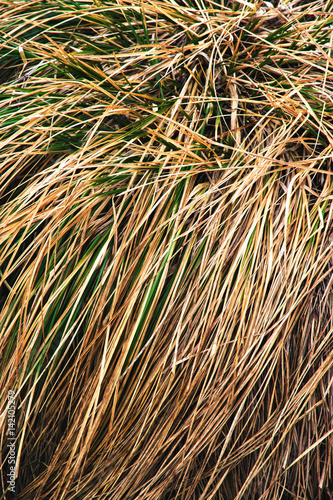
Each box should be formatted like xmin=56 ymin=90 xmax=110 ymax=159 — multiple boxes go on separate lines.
xmin=1 ymin=0 xmax=333 ymax=498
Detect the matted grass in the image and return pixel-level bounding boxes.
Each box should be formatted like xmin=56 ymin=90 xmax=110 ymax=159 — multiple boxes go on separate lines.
xmin=0 ymin=0 xmax=333 ymax=498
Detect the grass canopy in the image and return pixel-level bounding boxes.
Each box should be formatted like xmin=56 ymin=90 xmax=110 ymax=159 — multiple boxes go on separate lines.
xmin=1 ymin=0 xmax=333 ymax=498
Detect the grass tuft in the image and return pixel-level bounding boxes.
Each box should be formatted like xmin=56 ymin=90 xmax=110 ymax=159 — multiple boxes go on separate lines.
xmin=1 ymin=0 xmax=333 ymax=498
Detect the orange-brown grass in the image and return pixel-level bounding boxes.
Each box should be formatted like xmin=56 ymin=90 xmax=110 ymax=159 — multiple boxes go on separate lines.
xmin=0 ymin=0 xmax=333 ymax=498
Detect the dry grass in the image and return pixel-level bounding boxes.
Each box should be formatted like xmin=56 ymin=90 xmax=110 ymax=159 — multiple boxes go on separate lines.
xmin=0 ymin=0 xmax=333 ymax=498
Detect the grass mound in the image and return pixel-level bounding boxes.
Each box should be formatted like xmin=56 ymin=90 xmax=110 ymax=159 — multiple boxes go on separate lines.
xmin=1 ymin=0 xmax=333 ymax=498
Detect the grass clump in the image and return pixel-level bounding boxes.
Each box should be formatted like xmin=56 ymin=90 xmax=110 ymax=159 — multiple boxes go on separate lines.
xmin=1 ymin=0 xmax=333 ymax=498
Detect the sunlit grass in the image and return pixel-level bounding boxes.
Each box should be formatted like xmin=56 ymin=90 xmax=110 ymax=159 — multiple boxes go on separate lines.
xmin=1 ymin=0 xmax=333 ymax=498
